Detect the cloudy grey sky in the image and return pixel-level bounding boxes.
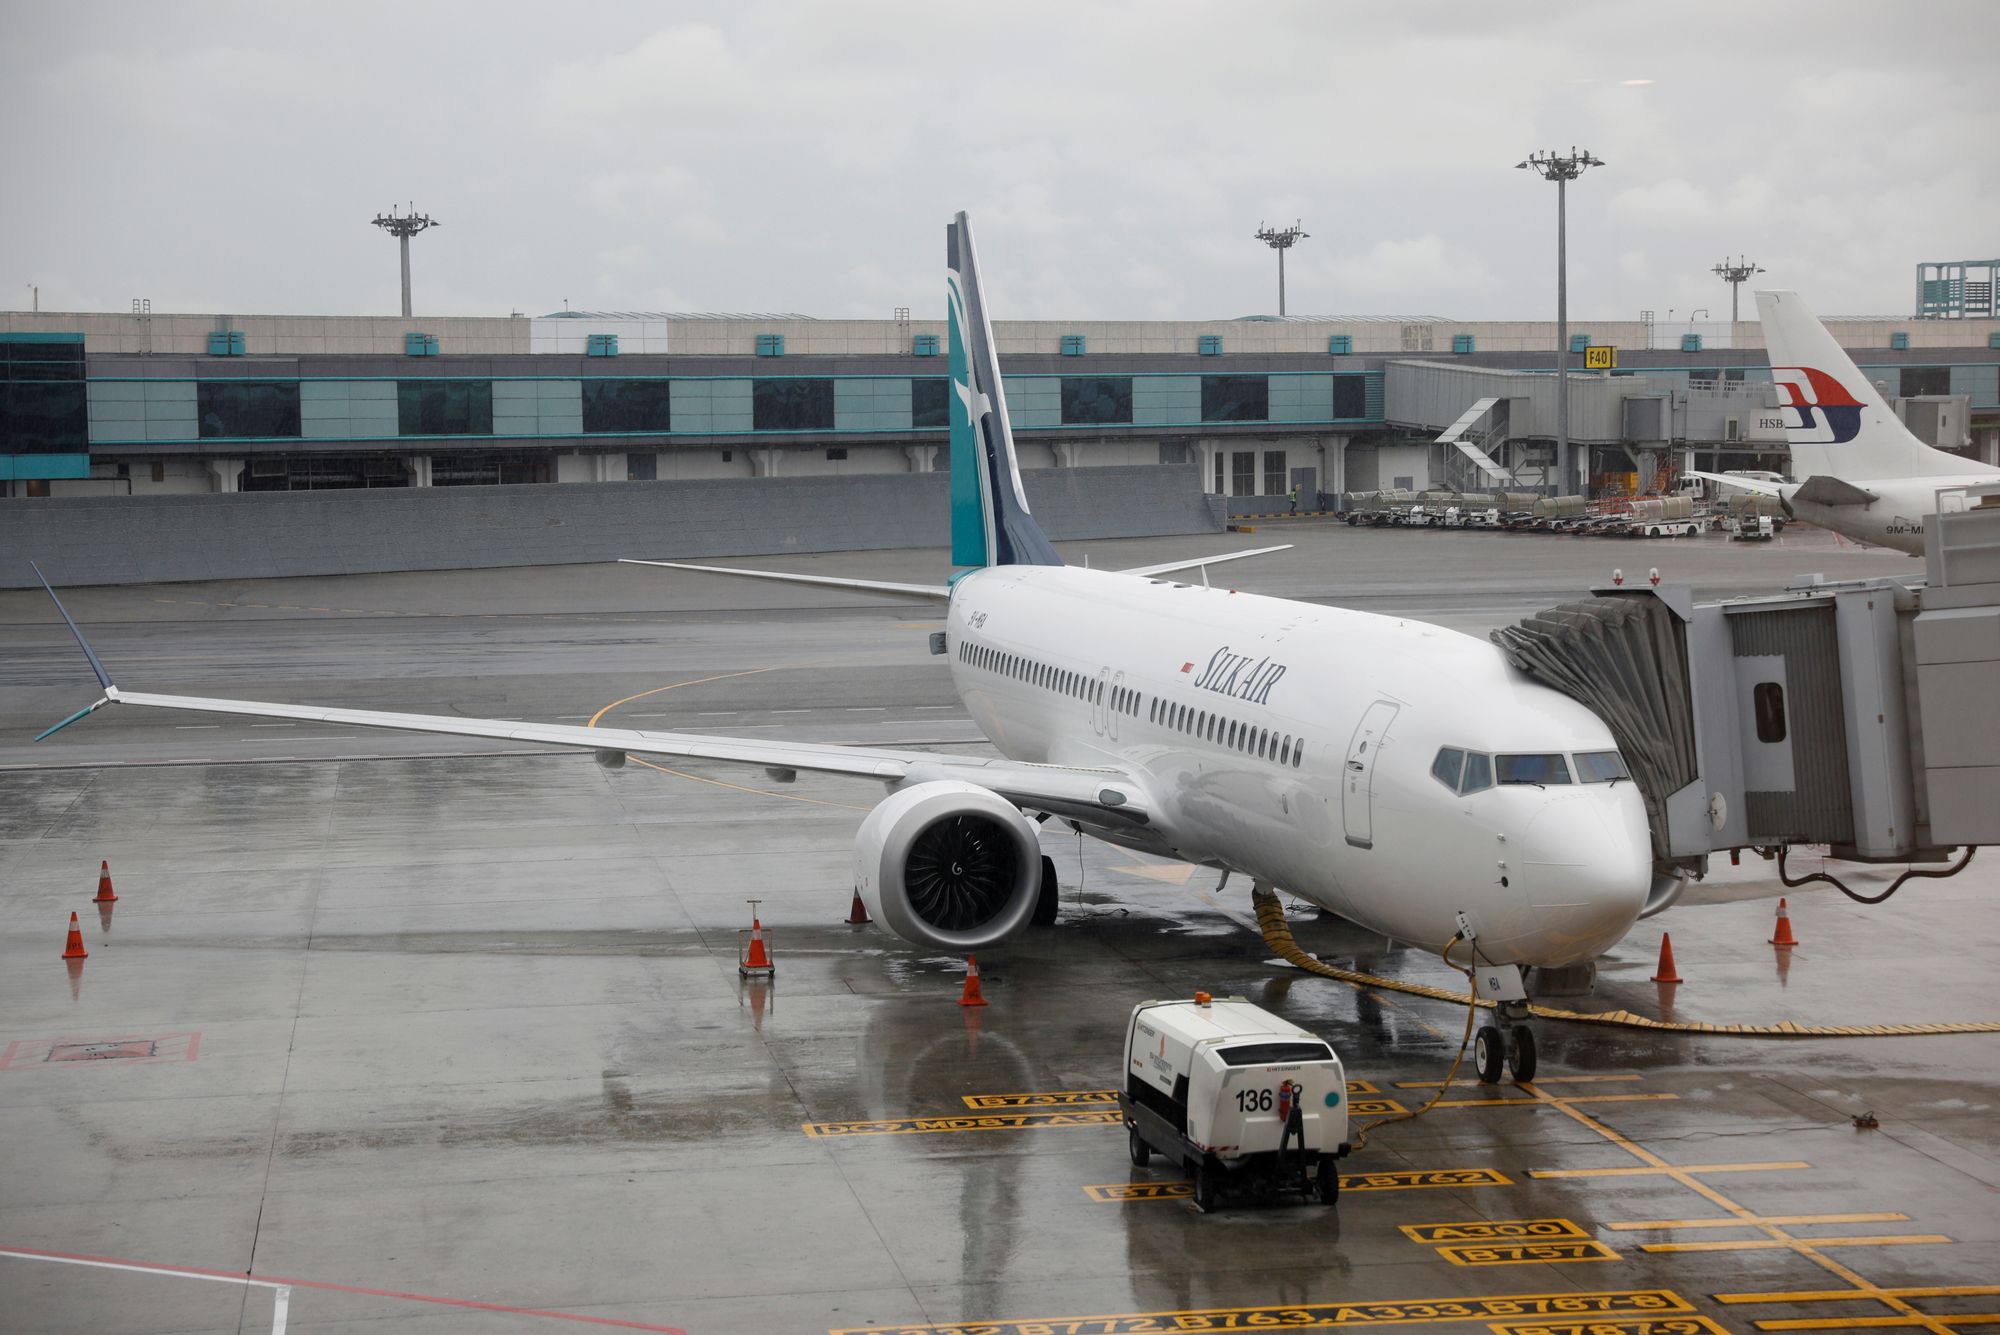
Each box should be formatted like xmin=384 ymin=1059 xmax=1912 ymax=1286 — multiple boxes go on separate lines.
xmin=6 ymin=2 xmax=1995 ymax=323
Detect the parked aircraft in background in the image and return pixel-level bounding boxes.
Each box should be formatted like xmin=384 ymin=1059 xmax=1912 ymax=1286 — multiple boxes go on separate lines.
xmin=36 ymin=213 xmax=1658 ymax=1083
xmin=1688 ymin=290 xmax=1999 ymax=554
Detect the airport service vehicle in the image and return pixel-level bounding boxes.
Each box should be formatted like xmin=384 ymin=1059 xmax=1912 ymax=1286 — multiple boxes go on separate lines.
xmin=1118 ymin=993 xmax=1347 ymax=1211
xmin=35 ymin=213 xmax=1655 ymax=1078
xmin=1686 ymin=290 xmax=2000 ymax=555
xmin=1730 ymin=514 xmax=1776 ymax=542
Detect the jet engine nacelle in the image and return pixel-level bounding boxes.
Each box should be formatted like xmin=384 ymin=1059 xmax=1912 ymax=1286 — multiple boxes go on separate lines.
xmin=855 ymin=780 xmax=1042 ymax=951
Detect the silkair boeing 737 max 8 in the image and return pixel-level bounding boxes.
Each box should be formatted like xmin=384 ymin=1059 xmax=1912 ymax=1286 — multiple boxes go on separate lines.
xmin=1688 ymin=290 xmax=2000 ymax=554
xmin=35 ymin=213 xmax=1653 ymax=1081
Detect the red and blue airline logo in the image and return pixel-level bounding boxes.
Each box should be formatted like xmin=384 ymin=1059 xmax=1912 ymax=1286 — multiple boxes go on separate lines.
xmin=1771 ymin=367 xmax=1863 ymax=444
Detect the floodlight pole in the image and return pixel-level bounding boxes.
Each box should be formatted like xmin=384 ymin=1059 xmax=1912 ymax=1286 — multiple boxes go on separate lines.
xmin=1255 ymin=221 xmax=1309 ymax=317
xmin=1517 ymin=149 xmax=1603 ymax=495
xmin=371 ymin=205 xmax=440 ymax=317
xmin=1713 ymin=256 xmax=1764 ymax=324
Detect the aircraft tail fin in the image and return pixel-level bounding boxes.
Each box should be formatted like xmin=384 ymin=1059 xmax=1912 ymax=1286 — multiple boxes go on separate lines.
xmin=1756 ymin=290 xmax=1996 ymax=483
xmin=947 ymin=212 xmax=1062 ymax=572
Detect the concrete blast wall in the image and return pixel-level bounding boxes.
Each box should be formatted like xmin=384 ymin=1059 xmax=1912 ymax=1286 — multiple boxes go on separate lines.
xmin=2 ymin=465 xmax=1219 ymax=589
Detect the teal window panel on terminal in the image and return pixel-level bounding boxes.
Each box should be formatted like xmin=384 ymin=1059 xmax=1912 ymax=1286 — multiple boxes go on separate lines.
xmin=1327 ymin=335 xmax=1352 ymax=355
xmin=912 ymin=333 xmax=939 ymax=357
xmin=756 ymin=333 xmax=785 ymax=357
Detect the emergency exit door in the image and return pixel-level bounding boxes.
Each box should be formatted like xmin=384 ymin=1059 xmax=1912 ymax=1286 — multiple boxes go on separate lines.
xmin=1342 ymin=700 xmax=1400 ymax=849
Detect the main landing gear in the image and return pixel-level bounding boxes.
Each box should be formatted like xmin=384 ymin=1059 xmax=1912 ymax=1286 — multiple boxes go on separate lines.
xmin=1473 ymin=999 xmax=1537 ymax=1084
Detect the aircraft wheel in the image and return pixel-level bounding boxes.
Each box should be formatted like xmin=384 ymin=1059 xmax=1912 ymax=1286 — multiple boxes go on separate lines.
xmin=1316 ymin=1165 xmax=1340 ymax=1205
xmin=1031 ymin=855 xmax=1059 ymax=926
xmin=1507 ymin=1026 xmax=1537 ymax=1083
xmin=1192 ymin=1161 xmax=1220 ymax=1213
xmin=1473 ymin=1026 xmax=1505 ymax=1084
xmin=1128 ymin=1125 xmax=1150 ymax=1167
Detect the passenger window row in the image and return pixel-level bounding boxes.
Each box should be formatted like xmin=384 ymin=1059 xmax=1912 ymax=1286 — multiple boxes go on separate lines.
xmin=954 ymin=637 xmax=1306 ymax=768
xmin=1149 ymin=695 xmax=1305 ymax=769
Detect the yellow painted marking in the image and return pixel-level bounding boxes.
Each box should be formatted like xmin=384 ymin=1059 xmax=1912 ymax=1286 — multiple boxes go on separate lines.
xmin=1641 ymin=1234 xmax=1952 ymax=1254
xmin=1487 ymin=1321 xmax=1729 ymax=1335
xmin=803 ymin=1109 xmax=1118 ymax=1137
xmin=1083 ymin=1181 xmax=1192 ymax=1202
xmin=1113 ymin=861 xmax=1198 ymax=885
xmin=1350 ymin=1098 xmax=1407 ymax=1116
xmin=1402 ymin=1218 xmax=1588 ymax=1245
xmin=1439 ymin=1239 xmax=1620 ymax=1267
xmin=963 ymin=1090 xmax=1114 ymax=1109
xmin=1432 ymin=1093 xmax=1678 ymax=1108
xmin=1347 ymin=1079 xmax=1379 ymax=1095
xmin=1531 ymin=1161 xmax=1810 ymax=1179
xmin=828 ymin=1289 xmax=1694 ymax=1335
xmin=1608 ymin=1212 xmax=1911 ymax=1231
xmin=1436 ymin=1096 xmax=1544 ymax=1108
xmin=1342 ymin=1167 xmax=1513 ymax=1191
xmin=1716 ymin=1288 xmax=2000 ymax=1304
xmin=1086 ymin=1166 xmax=1512 ymax=1202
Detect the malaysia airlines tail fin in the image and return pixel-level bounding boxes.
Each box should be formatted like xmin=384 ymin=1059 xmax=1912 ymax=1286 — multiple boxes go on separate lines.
xmin=947 ymin=212 xmax=1063 ymax=572
xmin=1757 ymin=289 xmax=1997 ymax=483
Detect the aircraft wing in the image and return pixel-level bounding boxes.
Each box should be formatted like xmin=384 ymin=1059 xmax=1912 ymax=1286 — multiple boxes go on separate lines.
xmin=29 ymin=566 xmax=1151 ymax=827
xmin=618 ymin=559 xmax=950 ymax=602
xmin=1115 ymin=544 xmax=1293 ymax=579
xmin=1684 ymin=470 xmax=1790 ymax=498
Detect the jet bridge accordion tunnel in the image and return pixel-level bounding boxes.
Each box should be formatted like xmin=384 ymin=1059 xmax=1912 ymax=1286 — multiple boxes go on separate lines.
xmin=1495 ymin=513 xmax=2000 ymax=909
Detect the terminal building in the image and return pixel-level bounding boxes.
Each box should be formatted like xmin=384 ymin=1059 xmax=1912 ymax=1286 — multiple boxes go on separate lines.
xmin=4 ymin=304 xmax=1998 ymax=506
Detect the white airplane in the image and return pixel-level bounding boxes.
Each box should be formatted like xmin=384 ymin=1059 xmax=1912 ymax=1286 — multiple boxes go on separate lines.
xmin=1687 ymin=290 xmax=2000 ymax=554
xmin=34 ymin=213 xmax=1654 ymax=1083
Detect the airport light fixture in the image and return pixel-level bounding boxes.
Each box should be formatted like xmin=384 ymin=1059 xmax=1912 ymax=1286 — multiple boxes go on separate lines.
xmin=1516 ymin=148 xmax=1604 ymax=494
xmin=371 ymin=204 xmax=440 ymax=318
xmin=1713 ymin=256 xmax=1764 ymax=324
xmin=1255 ymin=221 xmax=1309 ymax=317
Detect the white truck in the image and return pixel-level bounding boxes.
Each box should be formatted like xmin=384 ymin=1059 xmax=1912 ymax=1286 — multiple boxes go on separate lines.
xmin=1117 ymin=993 xmax=1350 ymax=1211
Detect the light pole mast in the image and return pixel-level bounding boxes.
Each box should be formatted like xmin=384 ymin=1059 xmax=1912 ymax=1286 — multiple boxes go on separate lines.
xmin=1712 ymin=256 xmax=1764 ymax=324
xmin=1255 ymin=221 xmax=1308 ymax=317
xmin=371 ymin=204 xmax=440 ymax=317
xmin=1517 ymin=148 xmax=1603 ymax=495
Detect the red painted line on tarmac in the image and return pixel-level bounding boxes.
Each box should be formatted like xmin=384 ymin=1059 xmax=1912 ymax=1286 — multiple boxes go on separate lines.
xmin=0 ymin=1245 xmax=688 ymax=1333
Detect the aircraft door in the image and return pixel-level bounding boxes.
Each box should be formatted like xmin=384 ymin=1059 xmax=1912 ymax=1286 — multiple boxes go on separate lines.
xmin=1107 ymin=669 xmax=1124 ymax=743
xmin=1342 ymin=700 xmax=1400 ymax=849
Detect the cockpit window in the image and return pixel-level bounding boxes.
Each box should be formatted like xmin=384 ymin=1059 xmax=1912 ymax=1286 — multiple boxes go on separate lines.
xmin=1574 ymin=750 xmax=1630 ymax=783
xmin=1497 ymin=753 xmax=1573 ymax=785
xmin=1431 ymin=747 xmax=1465 ymax=791
xmin=1460 ymin=752 xmax=1492 ymax=794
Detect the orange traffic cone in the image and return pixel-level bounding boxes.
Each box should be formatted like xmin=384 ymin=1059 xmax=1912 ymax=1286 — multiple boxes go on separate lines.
xmin=93 ymin=860 xmax=118 ymax=905
xmin=958 ymin=955 xmax=988 ymax=1007
xmin=738 ymin=903 xmax=775 ymax=978
xmin=1769 ymin=898 xmax=1798 ymax=947
xmin=1650 ymin=933 xmax=1682 ymax=983
xmin=61 ymin=912 xmax=88 ymax=960
xmin=844 ymin=890 xmax=871 ymax=925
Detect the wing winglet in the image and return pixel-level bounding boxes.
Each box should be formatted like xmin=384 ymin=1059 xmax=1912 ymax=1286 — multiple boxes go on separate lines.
xmin=31 ymin=562 xmax=114 ymax=691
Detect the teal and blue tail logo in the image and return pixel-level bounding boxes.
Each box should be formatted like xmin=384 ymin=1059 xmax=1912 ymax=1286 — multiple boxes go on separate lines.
xmin=946 ymin=212 xmax=1062 ymax=572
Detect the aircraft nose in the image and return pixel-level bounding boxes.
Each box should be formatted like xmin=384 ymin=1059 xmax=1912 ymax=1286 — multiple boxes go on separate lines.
xmin=1519 ymin=792 xmax=1651 ymax=965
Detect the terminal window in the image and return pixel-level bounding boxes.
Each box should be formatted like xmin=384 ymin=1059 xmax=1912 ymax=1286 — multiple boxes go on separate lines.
xmin=582 ymin=380 xmax=672 ymax=433
xmin=1331 ymin=374 xmax=1367 ymax=419
xmin=398 ymin=380 xmax=493 ymax=436
xmin=0 ymin=338 xmax=87 ymax=451
xmin=753 ymin=378 xmax=834 ymax=430
xmin=198 ymin=381 xmax=301 ymax=439
xmin=1201 ymin=375 xmax=1268 ymax=422
xmin=1060 ymin=377 xmax=1132 ymax=425
xmin=1263 ymin=450 xmax=1287 ymax=494
xmin=1231 ymin=451 xmax=1255 ymax=494
xmin=1900 ymin=366 xmax=1950 ymax=397
xmin=911 ymin=378 xmax=950 ymax=428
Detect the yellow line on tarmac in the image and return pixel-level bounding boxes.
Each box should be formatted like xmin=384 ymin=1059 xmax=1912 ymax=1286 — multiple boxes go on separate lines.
xmin=1716 ymin=1287 xmax=2000 ymax=1304
xmin=1751 ymin=1319 xmax=2000 ymax=1332
xmin=1608 ymin=1213 xmax=1911 ymax=1231
xmin=1532 ymin=1161 xmax=1811 ymax=1179
xmin=1641 ymin=1235 xmax=1952 ymax=1254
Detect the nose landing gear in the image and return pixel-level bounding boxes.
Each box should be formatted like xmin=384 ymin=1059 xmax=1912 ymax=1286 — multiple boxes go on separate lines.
xmin=1474 ymin=1002 xmax=1536 ymax=1085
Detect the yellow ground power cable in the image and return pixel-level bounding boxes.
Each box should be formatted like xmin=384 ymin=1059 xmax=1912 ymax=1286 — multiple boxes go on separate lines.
xmin=1249 ymin=888 xmax=2000 ymax=1039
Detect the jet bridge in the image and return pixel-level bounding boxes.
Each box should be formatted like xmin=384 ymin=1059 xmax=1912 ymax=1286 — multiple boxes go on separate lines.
xmin=1495 ymin=484 xmax=2000 ymax=906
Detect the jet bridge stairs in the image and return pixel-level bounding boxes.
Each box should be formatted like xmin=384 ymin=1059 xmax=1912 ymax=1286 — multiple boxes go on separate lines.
xmin=1496 ymin=484 xmax=2000 ymax=918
